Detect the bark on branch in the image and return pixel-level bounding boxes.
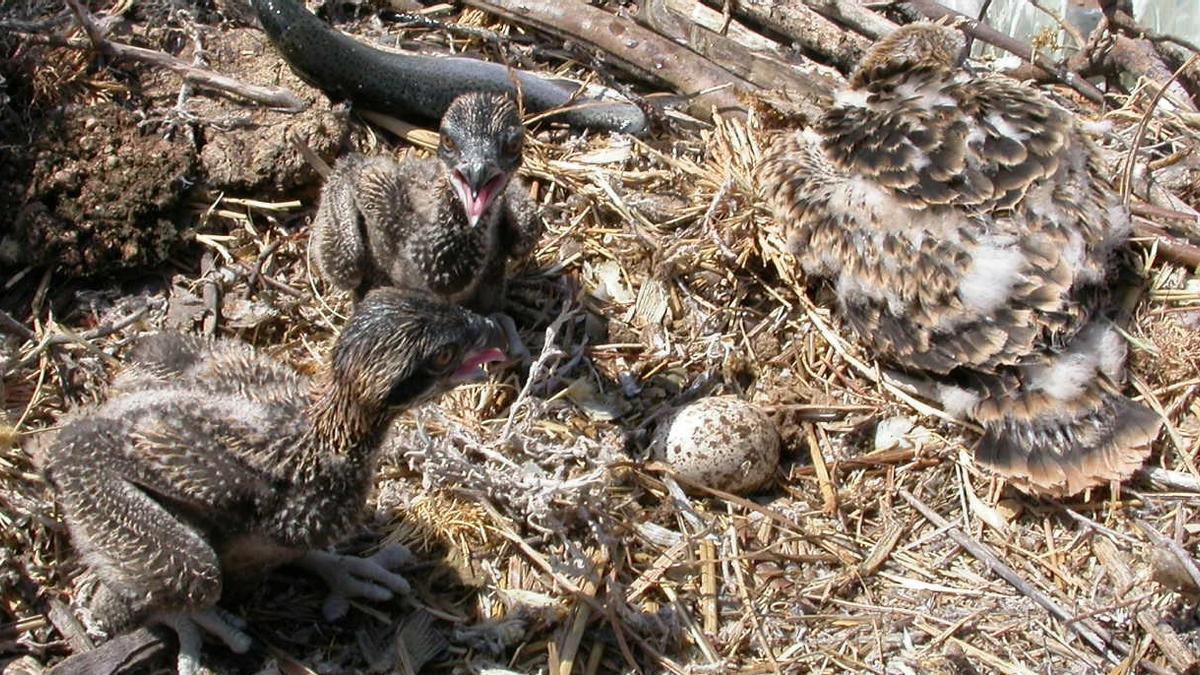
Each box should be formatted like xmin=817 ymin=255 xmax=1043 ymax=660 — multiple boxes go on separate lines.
xmin=637 ymin=0 xmax=834 ymax=96
xmin=716 ymin=0 xmax=872 ymax=73
xmin=463 ymin=0 xmax=754 ymax=119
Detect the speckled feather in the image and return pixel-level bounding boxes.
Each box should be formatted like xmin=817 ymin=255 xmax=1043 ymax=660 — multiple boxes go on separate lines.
xmin=312 ymin=93 xmax=543 ymax=310
xmin=41 ymin=290 xmax=494 ymax=631
xmin=758 ymin=23 xmax=1161 ymax=496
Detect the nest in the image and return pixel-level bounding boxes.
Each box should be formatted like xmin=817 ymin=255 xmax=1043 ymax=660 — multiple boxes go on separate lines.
xmin=3 ymin=3 xmax=1200 ymax=673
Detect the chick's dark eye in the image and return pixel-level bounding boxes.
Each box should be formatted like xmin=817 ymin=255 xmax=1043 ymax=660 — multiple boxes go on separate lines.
xmin=441 ymin=135 xmax=457 ymax=152
xmin=503 ymin=133 xmax=522 ymax=155
xmin=429 ymin=345 xmax=457 ymax=371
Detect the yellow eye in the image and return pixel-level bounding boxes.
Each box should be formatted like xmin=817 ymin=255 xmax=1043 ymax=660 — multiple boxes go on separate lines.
xmin=441 ymin=135 xmax=457 ymax=152
xmin=430 ymin=345 xmax=457 ymax=370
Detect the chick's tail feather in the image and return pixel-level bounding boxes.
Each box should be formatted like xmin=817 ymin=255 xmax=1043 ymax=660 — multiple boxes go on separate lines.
xmin=974 ymin=386 xmax=1161 ymax=497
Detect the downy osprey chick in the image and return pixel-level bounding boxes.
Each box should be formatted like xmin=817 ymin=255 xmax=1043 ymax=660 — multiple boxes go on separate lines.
xmin=41 ymin=290 xmax=505 ymax=674
xmin=312 ymin=92 xmax=542 ymax=312
xmin=758 ymin=22 xmax=1161 ymax=496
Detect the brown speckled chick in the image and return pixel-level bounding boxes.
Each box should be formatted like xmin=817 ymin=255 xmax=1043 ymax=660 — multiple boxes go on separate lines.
xmin=40 ymin=290 xmax=505 ymax=674
xmin=312 ymin=92 xmax=542 ymax=312
xmin=758 ymin=22 xmax=1162 ymax=497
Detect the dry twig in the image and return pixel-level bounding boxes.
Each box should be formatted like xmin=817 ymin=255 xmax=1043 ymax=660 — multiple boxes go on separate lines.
xmin=42 ymin=1 xmax=305 ymax=111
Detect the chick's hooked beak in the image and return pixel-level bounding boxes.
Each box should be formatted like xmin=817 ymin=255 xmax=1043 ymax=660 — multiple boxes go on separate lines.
xmin=449 ymin=316 xmax=508 ymax=383
xmin=451 ymin=161 xmax=508 ymax=228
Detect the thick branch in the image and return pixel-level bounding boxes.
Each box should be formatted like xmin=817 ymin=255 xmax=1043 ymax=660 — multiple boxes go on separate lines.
xmin=1106 ymin=35 xmax=1199 ymax=113
xmin=46 ymin=628 xmax=172 ymax=675
xmin=463 ymin=0 xmax=752 ymax=119
xmin=637 ymin=0 xmax=834 ymax=96
xmin=717 ymin=0 xmax=871 ymax=73
xmin=1131 ymin=221 xmax=1200 ymax=268
xmin=797 ymin=0 xmax=898 ymax=40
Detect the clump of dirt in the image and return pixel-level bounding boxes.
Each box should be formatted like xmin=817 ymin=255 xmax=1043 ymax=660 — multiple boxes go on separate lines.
xmin=151 ymin=28 xmax=353 ymax=195
xmin=0 ymin=102 xmax=197 ymax=276
xmin=0 ymin=26 xmax=355 ymax=278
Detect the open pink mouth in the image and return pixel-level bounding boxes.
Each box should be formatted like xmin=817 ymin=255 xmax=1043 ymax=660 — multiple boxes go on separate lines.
xmin=451 ymin=347 xmax=507 ymax=382
xmin=452 ymin=172 xmax=507 ymax=226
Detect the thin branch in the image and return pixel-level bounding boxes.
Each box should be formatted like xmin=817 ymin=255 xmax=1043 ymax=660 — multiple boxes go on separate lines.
xmin=1092 ymin=537 xmax=1197 ymax=674
xmin=1120 ymin=53 xmax=1200 ymax=202
xmin=0 ymin=10 xmax=72 ymax=32
xmin=898 ymin=489 xmax=1123 ymax=664
xmin=1029 ymin=0 xmax=1087 ymax=51
xmin=1133 ymin=519 xmax=1200 ymax=592
xmin=39 ymin=3 xmax=305 ymax=111
xmin=4 ymin=306 xmax=151 ymax=376
xmin=103 ymin=40 xmax=306 ymax=111
xmin=63 ymin=0 xmax=104 ymax=51
xmin=0 ymin=310 xmax=36 ymax=341
xmin=964 ymin=0 xmax=994 ymax=54
xmin=1106 ymin=10 xmax=1200 ymax=55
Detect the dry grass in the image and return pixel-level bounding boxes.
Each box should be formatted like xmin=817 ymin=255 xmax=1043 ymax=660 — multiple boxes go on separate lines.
xmin=3 ymin=6 xmax=1200 ymax=674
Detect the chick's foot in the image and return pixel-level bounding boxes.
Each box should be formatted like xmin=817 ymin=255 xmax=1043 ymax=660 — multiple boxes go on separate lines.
xmin=299 ymin=545 xmax=414 ymax=620
xmin=154 ymin=608 xmax=252 ymax=675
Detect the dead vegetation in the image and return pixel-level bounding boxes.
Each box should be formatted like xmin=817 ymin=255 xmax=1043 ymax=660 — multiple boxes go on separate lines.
xmin=2 ymin=0 xmax=1200 ymax=673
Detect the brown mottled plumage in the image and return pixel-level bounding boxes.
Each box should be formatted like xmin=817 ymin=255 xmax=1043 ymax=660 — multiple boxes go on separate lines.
xmin=40 ymin=291 xmax=504 ymax=674
xmin=758 ymin=22 xmax=1161 ymax=496
xmin=312 ymin=92 xmax=542 ymax=311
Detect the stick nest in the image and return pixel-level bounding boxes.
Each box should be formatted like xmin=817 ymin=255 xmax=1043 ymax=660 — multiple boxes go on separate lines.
xmin=2 ymin=3 xmax=1200 ymax=673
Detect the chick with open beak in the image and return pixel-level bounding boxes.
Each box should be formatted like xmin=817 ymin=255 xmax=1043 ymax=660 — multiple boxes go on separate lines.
xmin=440 ymin=94 xmax=524 ymax=228
xmin=311 ymin=92 xmax=543 ymax=315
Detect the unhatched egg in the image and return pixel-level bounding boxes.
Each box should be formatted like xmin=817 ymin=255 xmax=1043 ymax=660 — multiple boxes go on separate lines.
xmin=654 ymin=396 xmax=780 ymax=495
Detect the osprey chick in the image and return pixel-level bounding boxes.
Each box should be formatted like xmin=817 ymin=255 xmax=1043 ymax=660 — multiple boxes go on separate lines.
xmin=758 ymin=22 xmax=1161 ymax=496
xmin=42 ymin=291 xmax=505 ymax=673
xmin=312 ymin=92 xmax=542 ymax=312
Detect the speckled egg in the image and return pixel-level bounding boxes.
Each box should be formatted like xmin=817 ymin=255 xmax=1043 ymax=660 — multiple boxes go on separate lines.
xmin=653 ymin=396 xmax=780 ymax=495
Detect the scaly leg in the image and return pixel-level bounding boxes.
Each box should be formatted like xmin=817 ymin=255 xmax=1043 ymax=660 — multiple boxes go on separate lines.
xmin=298 ymin=545 xmax=414 ymax=620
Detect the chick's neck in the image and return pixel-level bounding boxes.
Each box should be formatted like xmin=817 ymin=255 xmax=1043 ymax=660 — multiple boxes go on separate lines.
xmin=292 ymin=375 xmax=388 ymax=482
